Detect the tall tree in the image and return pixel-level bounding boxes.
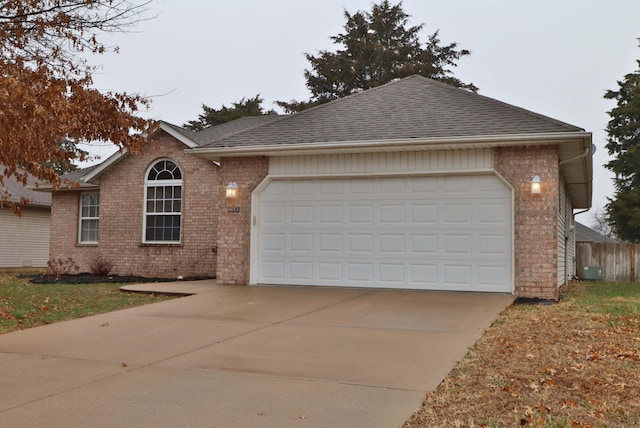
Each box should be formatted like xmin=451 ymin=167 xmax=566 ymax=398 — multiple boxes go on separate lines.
xmin=277 ymin=0 xmax=476 ymax=113
xmin=0 ymin=1 xmax=153 ymax=201
xmin=605 ymin=55 xmax=640 ymax=242
xmin=590 ymin=207 xmax=614 ymax=238
xmin=183 ymin=95 xmax=276 ymax=131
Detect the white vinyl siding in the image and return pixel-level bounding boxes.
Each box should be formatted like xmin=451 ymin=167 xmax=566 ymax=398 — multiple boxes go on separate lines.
xmin=558 ymin=175 xmax=574 ymax=286
xmin=79 ymin=193 xmax=100 ymax=243
xmin=256 ymin=175 xmax=512 ymax=292
xmin=0 ymin=206 xmax=50 ymax=267
xmin=269 ymin=149 xmax=494 ymax=177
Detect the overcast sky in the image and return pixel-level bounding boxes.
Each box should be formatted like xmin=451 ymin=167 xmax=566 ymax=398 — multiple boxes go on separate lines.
xmin=85 ymin=0 xmax=640 ymax=224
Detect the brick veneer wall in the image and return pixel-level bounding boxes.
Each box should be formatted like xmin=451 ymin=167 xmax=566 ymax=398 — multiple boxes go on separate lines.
xmin=216 ymin=156 xmax=269 ymax=284
xmin=495 ymin=145 xmax=560 ymax=299
xmin=50 ymin=131 xmax=220 ymax=278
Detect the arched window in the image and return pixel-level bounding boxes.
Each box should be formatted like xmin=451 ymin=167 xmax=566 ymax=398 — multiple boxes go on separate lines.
xmin=144 ymin=159 xmax=183 ymax=243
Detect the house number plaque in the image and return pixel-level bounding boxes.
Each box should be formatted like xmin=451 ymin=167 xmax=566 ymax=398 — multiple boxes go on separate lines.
xmin=227 ymin=207 xmax=241 ymax=213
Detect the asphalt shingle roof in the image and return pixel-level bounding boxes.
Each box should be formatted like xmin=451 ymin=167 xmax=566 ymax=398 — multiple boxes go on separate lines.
xmin=190 ymin=116 xmax=283 ymax=145
xmin=1 ymin=166 xmax=52 ymax=206
xmin=575 ymin=222 xmax=619 ymax=243
xmin=197 ymin=75 xmax=584 ymax=149
xmin=60 ymin=164 xmax=100 ymax=186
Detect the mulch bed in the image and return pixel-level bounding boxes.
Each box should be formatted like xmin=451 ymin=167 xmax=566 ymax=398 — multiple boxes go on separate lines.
xmin=22 ymin=273 xmax=215 ymax=285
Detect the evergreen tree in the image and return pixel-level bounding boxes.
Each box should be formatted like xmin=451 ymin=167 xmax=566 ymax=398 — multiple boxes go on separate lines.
xmin=184 ymin=95 xmax=276 ymax=131
xmin=605 ymin=56 xmax=640 ymax=242
xmin=277 ymin=0 xmax=476 ymax=113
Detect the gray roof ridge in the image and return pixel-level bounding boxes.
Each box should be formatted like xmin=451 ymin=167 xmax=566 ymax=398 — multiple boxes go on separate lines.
xmin=411 ymin=75 xmax=585 ymax=133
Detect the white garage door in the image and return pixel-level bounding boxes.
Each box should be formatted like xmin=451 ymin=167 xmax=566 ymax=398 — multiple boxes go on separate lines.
xmin=257 ymin=175 xmax=512 ymax=292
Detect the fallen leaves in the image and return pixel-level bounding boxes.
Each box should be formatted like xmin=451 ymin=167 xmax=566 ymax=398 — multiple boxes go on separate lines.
xmin=404 ymin=282 xmax=640 ymax=428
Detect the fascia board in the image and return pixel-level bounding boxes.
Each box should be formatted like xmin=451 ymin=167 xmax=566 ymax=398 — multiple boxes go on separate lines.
xmin=187 ymin=132 xmax=592 ymax=160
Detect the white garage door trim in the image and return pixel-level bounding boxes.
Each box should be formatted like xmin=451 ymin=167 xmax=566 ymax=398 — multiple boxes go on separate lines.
xmin=250 ymin=172 xmax=514 ymax=292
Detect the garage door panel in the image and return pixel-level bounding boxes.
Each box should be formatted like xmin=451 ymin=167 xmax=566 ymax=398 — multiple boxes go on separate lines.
xmin=443 ymin=234 xmax=473 ymax=254
xmin=380 ymin=179 xmax=406 ymax=193
xmin=443 ymin=204 xmax=472 ymax=224
xmin=291 ymin=206 xmax=314 ymax=223
xmin=292 ymin=180 xmax=314 ymax=195
xmin=348 ymin=234 xmax=374 ymax=253
xmin=318 ymin=262 xmax=342 ymax=280
xmin=258 ymin=176 xmax=512 ymax=292
xmin=411 ymin=204 xmax=438 ymax=224
xmin=348 ymin=205 xmax=374 ymax=224
xmin=444 ymin=176 xmax=473 ymax=192
xmin=319 ymin=234 xmax=343 ymax=252
xmin=349 ymin=180 xmax=375 ymax=194
xmin=411 ymin=235 xmax=438 ymax=254
xmin=290 ymin=234 xmax=313 ymax=252
xmin=411 ymin=177 xmax=439 ymax=193
xmin=379 ymin=263 xmax=405 ymax=283
xmin=379 ymin=234 xmax=405 ymax=253
xmin=443 ymin=265 xmax=472 ymax=286
xmin=290 ymin=262 xmax=313 ymax=280
xmin=380 ymin=204 xmax=406 ymax=223
xmin=478 ymin=234 xmax=510 ymax=255
xmin=478 ymin=203 xmax=510 ymax=224
xmin=261 ymin=261 xmax=285 ymax=281
xmin=261 ymin=233 xmax=285 ymax=252
xmin=478 ymin=265 xmax=509 ymax=288
xmin=262 ymin=206 xmax=286 ymax=224
xmin=348 ymin=263 xmax=374 ymax=281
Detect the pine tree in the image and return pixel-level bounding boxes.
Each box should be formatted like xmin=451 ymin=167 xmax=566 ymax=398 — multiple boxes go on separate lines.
xmin=605 ymin=56 xmax=640 ymax=241
xmin=184 ymin=95 xmax=276 ymax=131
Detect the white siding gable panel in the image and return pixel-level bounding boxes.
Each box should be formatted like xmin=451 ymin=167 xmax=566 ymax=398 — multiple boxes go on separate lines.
xmin=269 ymin=149 xmax=493 ymax=177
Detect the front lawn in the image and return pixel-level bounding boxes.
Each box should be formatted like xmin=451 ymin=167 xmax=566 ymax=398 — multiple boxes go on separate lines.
xmin=0 ymin=274 xmax=174 ymax=334
xmin=404 ymin=281 xmax=640 ymax=427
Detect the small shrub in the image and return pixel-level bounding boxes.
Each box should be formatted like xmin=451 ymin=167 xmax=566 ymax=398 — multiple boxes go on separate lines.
xmin=46 ymin=257 xmax=79 ymax=278
xmin=89 ymin=255 xmax=114 ymax=276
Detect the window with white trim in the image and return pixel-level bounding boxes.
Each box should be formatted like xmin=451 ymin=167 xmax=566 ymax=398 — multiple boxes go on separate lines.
xmin=144 ymin=159 xmax=182 ymax=243
xmin=79 ymin=193 xmax=100 ymax=243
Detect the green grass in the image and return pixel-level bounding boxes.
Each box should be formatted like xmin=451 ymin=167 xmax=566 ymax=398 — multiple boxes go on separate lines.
xmin=0 ymin=274 xmax=174 ymax=334
xmin=566 ymin=281 xmax=640 ymax=317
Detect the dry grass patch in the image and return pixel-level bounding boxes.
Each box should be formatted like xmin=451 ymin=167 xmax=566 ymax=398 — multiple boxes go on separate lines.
xmin=404 ymin=282 xmax=640 ymax=428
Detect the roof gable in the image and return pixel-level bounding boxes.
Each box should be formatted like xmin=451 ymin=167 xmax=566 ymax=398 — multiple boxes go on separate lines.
xmin=197 ymin=75 xmax=584 ymax=149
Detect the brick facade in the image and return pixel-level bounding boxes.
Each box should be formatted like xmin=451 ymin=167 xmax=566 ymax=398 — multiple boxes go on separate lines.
xmin=51 ymin=141 xmax=568 ymax=298
xmin=216 ymin=156 xmax=269 ymax=284
xmin=50 ymin=131 xmax=220 ymax=278
xmin=495 ymin=145 xmax=560 ymax=299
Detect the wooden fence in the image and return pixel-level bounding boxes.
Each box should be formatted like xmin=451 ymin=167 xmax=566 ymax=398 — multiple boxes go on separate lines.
xmin=576 ymin=242 xmax=640 ymax=282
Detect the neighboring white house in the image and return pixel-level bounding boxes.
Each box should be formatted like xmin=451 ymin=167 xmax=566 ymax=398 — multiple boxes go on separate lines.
xmin=0 ymin=166 xmax=51 ymax=268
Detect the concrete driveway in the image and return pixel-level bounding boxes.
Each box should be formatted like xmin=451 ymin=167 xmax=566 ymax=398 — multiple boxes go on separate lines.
xmin=0 ymin=281 xmax=513 ymax=427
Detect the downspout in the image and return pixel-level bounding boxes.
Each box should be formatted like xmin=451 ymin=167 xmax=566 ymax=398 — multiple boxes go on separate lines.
xmin=559 ymin=147 xmax=590 ymax=166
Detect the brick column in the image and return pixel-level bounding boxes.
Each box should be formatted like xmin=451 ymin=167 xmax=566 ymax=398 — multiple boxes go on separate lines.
xmin=495 ymin=146 xmax=560 ymax=299
xmin=217 ymin=156 xmax=269 ymax=284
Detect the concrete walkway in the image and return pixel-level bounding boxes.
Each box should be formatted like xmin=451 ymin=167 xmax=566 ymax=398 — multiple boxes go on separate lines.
xmin=0 ymin=281 xmax=514 ymax=427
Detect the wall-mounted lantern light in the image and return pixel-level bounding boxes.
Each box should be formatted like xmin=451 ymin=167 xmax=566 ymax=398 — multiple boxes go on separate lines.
xmin=531 ymin=175 xmax=541 ymax=194
xmin=225 ymin=182 xmax=238 ymax=198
